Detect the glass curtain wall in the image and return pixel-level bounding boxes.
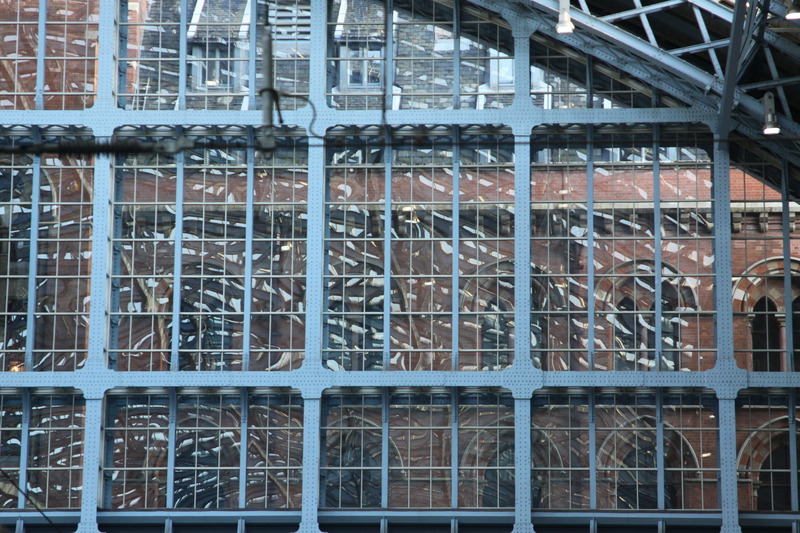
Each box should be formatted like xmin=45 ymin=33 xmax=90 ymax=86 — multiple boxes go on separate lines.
xmin=0 ymin=0 xmax=799 ymax=531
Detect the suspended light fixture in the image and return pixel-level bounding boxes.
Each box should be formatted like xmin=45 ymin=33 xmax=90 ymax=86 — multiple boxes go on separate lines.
xmin=787 ymin=0 xmax=800 ymax=20
xmin=762 ymin=92 xmax=781 ymax=135
xmin=556 ymin=0 xmax=575 ymax=33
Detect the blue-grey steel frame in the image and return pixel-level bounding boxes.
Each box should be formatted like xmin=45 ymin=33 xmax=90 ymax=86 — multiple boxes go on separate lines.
xmin=3 ymin=0 xmax=800 ymax=532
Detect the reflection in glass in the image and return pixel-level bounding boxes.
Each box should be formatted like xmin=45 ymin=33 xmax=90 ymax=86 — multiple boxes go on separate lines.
xmin=26 ymin=394 xmax=85 ymax=509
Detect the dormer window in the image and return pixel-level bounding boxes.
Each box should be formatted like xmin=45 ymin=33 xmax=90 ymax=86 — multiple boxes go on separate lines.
xmin=344 ymin=41 xmax=382 ymax=88
xmin=191 ymin=43 xmax=234 ymax=90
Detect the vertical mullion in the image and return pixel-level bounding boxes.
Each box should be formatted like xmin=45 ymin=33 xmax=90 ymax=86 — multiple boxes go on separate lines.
xmin=166 ymin=389 xmax=177 ymax=508
xmin=450 ymin=388 xmax=458 ymax=508
xmin=177 ymin=0 xmax=189 ymax=109
xmin=656 ymin=390 xmax=665 ymax=509
xmin=589 ymin=389 xmax=597 ymax=509
xmin=790 ymin=391 xmax=799 ymax=512
xmin=248 ymin=0 xmax=259 ymax=108
xmin=101 ymin=396 xmax=117 ymax=509
xmin=383 ymin=130 xmax=392 ymax=370
xmin=242 ymin=130 xmax=256 ymax=370
xmin=586 ymin=56 xmax=593 ymax=108
xmin=24 ymin=148 xmax=41 ymax=371
xmin=302 ymin=0 xmax=327 ymax=373
xmin=381 ymin=388 xmax=389 ymax=508
xmin=782 ymin=159 xmax=794 ymax=371
xmin=108 ymin=153 xmax=125 ymax=370
xmin=116 ymin=0 xmax=130 ymax=109
xmin=88 ymin=144 xmax=113 ymax=368
xmin=451 ymin=131 xmax=460 ymax=370
xmin=170 ymin=137 xmax=186 ymax=371
xmin=16 ymin=390 xmax=30 ymax=510
xmin=238 ymin=388 xmax=249 ymax=509
xmin=452 ymin=0 xmax=460 ymax=110
xmin=34 ymin=0 xmax=47 ymax=109
xmin=586 ymin=126 xmax=596 ymax=370
xmin=653 ymin=124 xmax=663 ymax=370
xmin=384 ymin=0 xmax=394 ymax=111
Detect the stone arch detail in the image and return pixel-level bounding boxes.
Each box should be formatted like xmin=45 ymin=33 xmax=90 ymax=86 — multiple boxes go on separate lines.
xmin=596 ymin=415 xmax=700 ymax=473
xmin=733 ymin=257 xmax=800 ymax=313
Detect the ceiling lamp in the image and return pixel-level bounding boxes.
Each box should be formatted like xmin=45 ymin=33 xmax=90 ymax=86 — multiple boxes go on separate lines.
xmin=762 ymin=92 xmax=781 ymax=135
xmin=556 ymin=0 xmax=575 ymax=33
xmin=787 ymin=0 xmax=800 ymax=20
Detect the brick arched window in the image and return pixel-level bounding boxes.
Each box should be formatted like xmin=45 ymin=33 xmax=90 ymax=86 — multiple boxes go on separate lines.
xmin=733 ymin=258 xmax=800 ymax=371
xmin=752 ymin=297 xmax=781 ymax=371
xmin=756 ymin=442 xmax=793 ymax=510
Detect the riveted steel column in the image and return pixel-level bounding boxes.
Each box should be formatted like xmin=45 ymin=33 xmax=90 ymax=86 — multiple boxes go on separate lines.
xmin=512 ymin=128 xmax=532 ymax=371
xmin=513 ymin=395 xmax=534 ymax=533
xmin=86 ymin=143 xmax=113 ymax=372
xmin=509 ymin=18 xmax=534 ymax=367
xmin=76 ymin=114 xmax=114 ymax=531
xmin=586 ymin=125 xmax=596 ymax=370
xmin=24 ymin=147 xmax=41 ymax=371
xmin=94 ymin=0 xmax=116 ymax=112
xmin=76 ymin=395 xmax=104 ymax=533
xmin=508 ymin=19 xmax=536 ymax=531
xmin=248 ymin=0 xmax=258 ymax=109
xmin=451 ymin=131 xmax=461 ymax=370
xmin=589 ymin=389 xmax=597 ymax=510
xmin=453 ymin=0 xmax=461 ymax=110
xmin=383 ymin=129 xmax=392 ymax=370
xmin=384 ymin=0 xmax=395 ymax=112
xmin=238 ymin=388 xmax=249 ymax=508
xmin=712 ymin=136 xmax=743 ymax=533
xmin=293 ymin=1 xmax=329 ymax=529
xmin=177 ymin=0 xmax=189 ymax=109
xmin=108 ymin=152 xmax=125 ymax=368
xmin=717 ymin=397 xmax=740 ymax=533
xmin=451 ymin=388 xmax=459 ymax=508
xmin=169 ymin=136 xmax=186 ymax=371
xmin=34 ymin=0 xmax=47 ymax=110
xmin=653 ymin=124 xmax=664 ymax=370
xmin=242 ymin=130 xmax=256 ymax=370
xmin=382 ymin=388 xmax=390 ymax=508
xmin=304 ymin=0 xmax=327 ymax=373
xmin=298 ymin=396 xmax=323 ymax=533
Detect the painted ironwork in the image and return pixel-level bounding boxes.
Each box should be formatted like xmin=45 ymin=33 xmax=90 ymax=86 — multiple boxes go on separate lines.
xmin=1 ymin=0 xmax=800 ymax=532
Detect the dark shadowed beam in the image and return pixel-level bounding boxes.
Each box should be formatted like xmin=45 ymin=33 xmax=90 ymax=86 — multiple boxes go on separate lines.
xmin=718 ymin=0 xmax=748 ymax=136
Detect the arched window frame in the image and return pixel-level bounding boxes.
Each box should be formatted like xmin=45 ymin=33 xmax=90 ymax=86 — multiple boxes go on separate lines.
xmin=735 ymin=415 xmax=800 ymax=512
xmin=596 ymin=415 xmax=699 ymax=510
xmin=733 ymin=257 xmax=800 ymax=372
xmin=461 ymin=261 xmax=569 ymax=371
xmin=596 ymin=261 xmax=697 ymax=371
